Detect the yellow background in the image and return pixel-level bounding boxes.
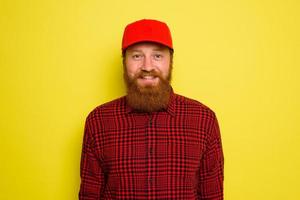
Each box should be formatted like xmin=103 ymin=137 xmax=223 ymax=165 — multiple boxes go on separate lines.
xmin=1 ymin=0 xmax=299 ymax=199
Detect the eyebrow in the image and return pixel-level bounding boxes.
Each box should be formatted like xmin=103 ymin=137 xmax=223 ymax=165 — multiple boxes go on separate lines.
xmin=127 ymin=49 xmax=142 ymax=53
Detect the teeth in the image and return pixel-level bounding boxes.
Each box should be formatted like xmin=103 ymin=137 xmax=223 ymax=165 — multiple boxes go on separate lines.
xmin=142 ymin=76 xmax=155 ymax=79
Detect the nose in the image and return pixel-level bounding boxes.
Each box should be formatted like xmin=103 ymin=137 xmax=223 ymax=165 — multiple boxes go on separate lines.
xmin=141 ymin=55 xmax=154 ymax=71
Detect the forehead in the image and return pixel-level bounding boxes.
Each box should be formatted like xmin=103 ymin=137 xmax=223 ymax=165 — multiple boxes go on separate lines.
xmin=126 ymin=42 xmax=170 ymax=52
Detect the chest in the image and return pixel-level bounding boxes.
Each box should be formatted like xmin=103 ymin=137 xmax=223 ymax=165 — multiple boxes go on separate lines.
xmin=97 ymin=113 xmax=207 ymax=174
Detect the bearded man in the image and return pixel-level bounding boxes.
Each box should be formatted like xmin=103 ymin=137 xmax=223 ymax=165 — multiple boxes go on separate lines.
xmin=79 ymin=19 xmax=224 ymax=200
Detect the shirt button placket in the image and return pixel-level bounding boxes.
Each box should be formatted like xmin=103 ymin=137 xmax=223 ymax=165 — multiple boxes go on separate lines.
xmin=149 ymin=116 xmax=152 ymax=126
xmin=146 ymin=114 xmax=153 ymax=198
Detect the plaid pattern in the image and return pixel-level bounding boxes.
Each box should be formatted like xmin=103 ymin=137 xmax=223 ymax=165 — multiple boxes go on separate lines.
xmin=79 ymin=92 xmax=224 ymax=199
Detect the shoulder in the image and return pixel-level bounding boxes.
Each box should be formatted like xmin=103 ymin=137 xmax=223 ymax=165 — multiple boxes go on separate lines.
xmin=173 ymin=93 xmax=216 ymax=119
xmin=86 ymin=96 xmax=127 ymax=122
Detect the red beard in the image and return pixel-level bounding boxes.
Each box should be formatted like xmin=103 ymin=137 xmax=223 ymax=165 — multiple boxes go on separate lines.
xmin=124 ymin=70 xmax=172 ymax=113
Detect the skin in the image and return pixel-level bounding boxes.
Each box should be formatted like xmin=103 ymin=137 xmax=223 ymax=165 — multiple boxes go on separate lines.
xmin=124 ymin=42 xmax=171 ymax=87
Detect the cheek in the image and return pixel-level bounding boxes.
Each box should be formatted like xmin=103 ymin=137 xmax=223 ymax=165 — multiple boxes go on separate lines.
xmin=125 ymin=62 xmax=139 ymax=77
xmin=158 ymin=62 xmax=171 ymax=76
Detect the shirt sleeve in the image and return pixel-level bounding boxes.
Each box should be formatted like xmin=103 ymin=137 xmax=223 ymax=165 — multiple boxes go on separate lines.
xmin=79 ymin=117 xmax=105 ymax=200
xmin=198 ymin=113 xmax=224 ymax=200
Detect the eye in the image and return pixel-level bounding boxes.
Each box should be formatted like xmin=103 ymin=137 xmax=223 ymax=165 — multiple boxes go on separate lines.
xmin=153 ymin=54 xmax=163 ymax=60
xmin=132 ymin=54 xmax=143 ymax=60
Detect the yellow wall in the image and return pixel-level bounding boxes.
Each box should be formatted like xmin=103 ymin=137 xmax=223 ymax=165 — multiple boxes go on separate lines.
xmin=1 ymin=0 xmax=299 ymax=199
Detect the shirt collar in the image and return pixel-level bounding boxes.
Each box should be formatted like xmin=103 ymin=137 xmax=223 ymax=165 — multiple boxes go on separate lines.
xmin=125 ymin=89 xmax=176 ymax=117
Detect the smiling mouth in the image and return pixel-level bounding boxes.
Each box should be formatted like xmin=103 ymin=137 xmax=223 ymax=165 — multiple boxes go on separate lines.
xmin=137 ymin=75 xmax=159 ymax=86
xmin=140 ymin=75 xmax=157 ymax=80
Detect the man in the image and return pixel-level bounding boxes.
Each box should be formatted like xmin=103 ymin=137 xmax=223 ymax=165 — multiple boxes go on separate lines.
xmin=79 ymin=19 xmax=224 ymax=200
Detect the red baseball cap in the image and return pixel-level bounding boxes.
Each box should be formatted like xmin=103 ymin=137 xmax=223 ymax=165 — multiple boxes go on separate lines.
xmin=122 ymin=19 xmax=173 ymax=51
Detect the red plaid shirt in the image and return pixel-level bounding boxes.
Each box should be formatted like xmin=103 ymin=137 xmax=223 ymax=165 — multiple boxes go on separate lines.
xmin=79 ymin=92 xmax=224 ymax=199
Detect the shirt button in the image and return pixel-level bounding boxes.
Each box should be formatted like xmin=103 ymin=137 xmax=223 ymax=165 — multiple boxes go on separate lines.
xmin=148 ymin=178 xmax=153 ymax=184
xmin=148 ymin=115 xmax=152 ymax=125
xmin=149 ymin=147 xmax=153 ymax=154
